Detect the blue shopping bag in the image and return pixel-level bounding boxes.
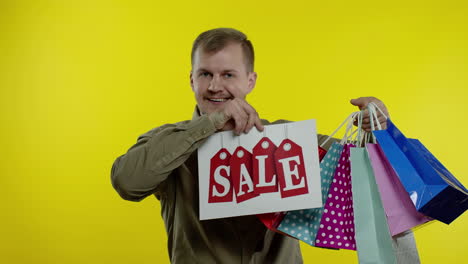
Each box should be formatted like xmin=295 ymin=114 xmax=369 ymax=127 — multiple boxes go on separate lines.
xmin=373 ymin=119 xmax=468 ymax=224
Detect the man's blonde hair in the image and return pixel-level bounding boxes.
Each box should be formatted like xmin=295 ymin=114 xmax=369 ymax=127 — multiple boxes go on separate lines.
xmin=191 ymin=28 xmax=255 ymax=72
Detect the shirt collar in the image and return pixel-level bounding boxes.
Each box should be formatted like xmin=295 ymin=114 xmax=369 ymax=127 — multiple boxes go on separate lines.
xmin=192 ymin=105 xmax=202 ymax=120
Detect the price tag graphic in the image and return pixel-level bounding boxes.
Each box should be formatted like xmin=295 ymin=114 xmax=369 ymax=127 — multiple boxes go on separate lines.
xmin=275 ymin=139 xmax=309 ymax=198
xmin=208 ymin=148 xmax=233 ymax=203
xmin=253 ymin=137 xmax=278 ymax=194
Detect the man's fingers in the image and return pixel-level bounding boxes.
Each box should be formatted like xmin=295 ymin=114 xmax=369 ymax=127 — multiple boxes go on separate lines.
xmin=247 ymin=110 xmax=264 ymax=133
xmin=361 ymin=123 xmax=373 ymax=132
xmin=237 ymin=99 xmax=263 ymax=133
xmin=350 ymin=97 xmax=389 ymax=132
xmin=361 ymin=117 xmax=387 ymax=130
xmin=220 ymin=120 xmax=235 ymax=131
xmin=362 ymin=113 xmax=387 ymax=130
xmin=378 ymin=115 xmax=387 ymax=129
xmin=372 ymin=101 xmax=389 ymax=117
xmin=351 ymin=97 xmax=389 ymax=115
xmin=350 ymin=97 xmax=374 ymax=109
xmin=254 ymin=115 xmax=264 ymax=132
xmin=238 ymin=100 xmax=255 ymax=133
xmin=361 ymin=109 xmax=370 ymax=122
xmin=232 ymin=111 xmax=247 ymax=135
xmin=220 ymin=98 xmax=262 ymax=135
xmin=245 ymin=107 xmax=263 ymax=133
xmin=223 ymin=99 xmax=245 ymax=135
xmin=245 ymin=111 xmax=256 ymax=133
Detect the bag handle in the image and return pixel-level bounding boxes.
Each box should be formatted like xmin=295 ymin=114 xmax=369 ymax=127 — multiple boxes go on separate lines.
xmin=320 ymin=111 xmax=360 ymax=148
xmin=353 ymin=110 xmax=372 ymax=147
xmin=368 ymin=103 xmax=381 ymax=131
xmin=321 ymin=101 xmax=386 ymax=148
xmin=345 ymin=111 xmax=361 ymax=145
xmin=368 ymin=102 xmax=388 ymax=120
xmin=367 ymin=102 xmax=389 ymax=143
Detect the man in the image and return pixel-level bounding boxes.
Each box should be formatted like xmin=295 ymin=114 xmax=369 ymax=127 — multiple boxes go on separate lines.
xmin=111 ymin=28 xmax=410 ymax=263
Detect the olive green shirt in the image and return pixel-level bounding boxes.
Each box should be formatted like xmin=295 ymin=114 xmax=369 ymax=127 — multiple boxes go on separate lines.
xmin=111 ymin=108 xmax=336 ymax=263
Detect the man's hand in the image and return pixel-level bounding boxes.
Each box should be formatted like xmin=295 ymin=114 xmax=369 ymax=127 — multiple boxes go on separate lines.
xmin=209 ymin=98 xmax=264 ymax=135
xmin=350 ymin=97 xmax=389 ymax=132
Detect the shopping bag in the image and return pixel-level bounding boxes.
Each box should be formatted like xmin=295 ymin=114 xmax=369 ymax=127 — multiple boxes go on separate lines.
xmin=276 ymin=142 xmax=343 ymax=245
xmin=351 ymin=147 xmax=397 ymax=264
xmin=314 ymin=143 xmax=356 ymax=250
xmin=373 ymin=119 xmax=468 ymax=224
xmin=367 ymin=143 xmax=431 ymax=236
xmin=257 ymin=145 xmax=328 ymax=233
xmin=392 ymin=230 xmax=421 ymax=264
xmin=256 ymin=212 xmax=286 ymax=232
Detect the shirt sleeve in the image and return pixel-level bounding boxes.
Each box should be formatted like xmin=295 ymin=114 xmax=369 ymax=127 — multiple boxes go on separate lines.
xmin=110 ymin=113 xmax=221 ymax=202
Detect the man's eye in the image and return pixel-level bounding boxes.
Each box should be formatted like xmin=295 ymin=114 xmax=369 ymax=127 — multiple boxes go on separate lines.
xmin=200 ymin=72 xmax=212 ymax=77
xmin=224 ymin=73 xmax=233 ymax=78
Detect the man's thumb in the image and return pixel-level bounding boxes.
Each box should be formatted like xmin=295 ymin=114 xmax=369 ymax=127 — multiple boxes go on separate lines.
xmin=350 ymin=97 xmax=367 ymax=109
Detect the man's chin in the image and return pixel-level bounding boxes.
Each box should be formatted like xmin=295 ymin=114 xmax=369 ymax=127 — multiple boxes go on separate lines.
xmin=198 ymin=106 xmax=213 ymax=116
xmin=199 ymin=104 xmax=224 ymax=115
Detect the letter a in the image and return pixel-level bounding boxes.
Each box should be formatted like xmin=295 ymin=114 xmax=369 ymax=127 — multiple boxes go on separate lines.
xmin=231 ymin=146 xmax=259 ymax=203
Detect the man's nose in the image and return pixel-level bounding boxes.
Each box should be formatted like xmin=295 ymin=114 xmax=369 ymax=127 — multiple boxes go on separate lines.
xmin=208 ymin=75 xmax=222 ymax=92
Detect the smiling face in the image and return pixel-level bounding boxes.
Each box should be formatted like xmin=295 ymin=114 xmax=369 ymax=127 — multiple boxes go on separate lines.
xmin=190 ymin=42 xmax=257 ymax=115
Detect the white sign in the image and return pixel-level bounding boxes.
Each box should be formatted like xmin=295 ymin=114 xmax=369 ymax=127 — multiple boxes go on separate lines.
xmin=198 ymin=119 xmax=322 ymax=220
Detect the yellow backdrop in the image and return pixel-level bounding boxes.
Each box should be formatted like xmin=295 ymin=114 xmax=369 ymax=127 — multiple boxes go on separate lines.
xmin=1 ymin=0 xmax=467 ymax=263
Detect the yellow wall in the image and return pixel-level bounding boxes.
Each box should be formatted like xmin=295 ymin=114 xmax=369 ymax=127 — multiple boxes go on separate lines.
xmin=1 ymin=0 xmax=467 ymax=263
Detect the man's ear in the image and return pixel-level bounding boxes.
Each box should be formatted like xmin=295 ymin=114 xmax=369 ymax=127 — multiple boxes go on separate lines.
xmin=190 ymin=71 xmax=194 ymax=91
xmin=247 ymin=72 xmax=257 ymax=93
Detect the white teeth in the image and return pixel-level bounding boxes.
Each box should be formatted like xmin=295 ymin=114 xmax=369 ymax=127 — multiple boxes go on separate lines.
xmin=209 ymin=98 xmax=227 ymax=102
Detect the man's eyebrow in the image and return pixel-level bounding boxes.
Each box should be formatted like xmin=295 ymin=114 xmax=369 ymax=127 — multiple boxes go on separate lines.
xmin=196 ymin=69 xmax=240 ymax=73
xmin=196 ymin=68 xmax=210 ymax=73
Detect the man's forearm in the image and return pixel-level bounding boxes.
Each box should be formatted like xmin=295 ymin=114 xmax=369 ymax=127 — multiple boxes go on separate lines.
xmin=111 ymin=114 xmax=217 ymax=201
